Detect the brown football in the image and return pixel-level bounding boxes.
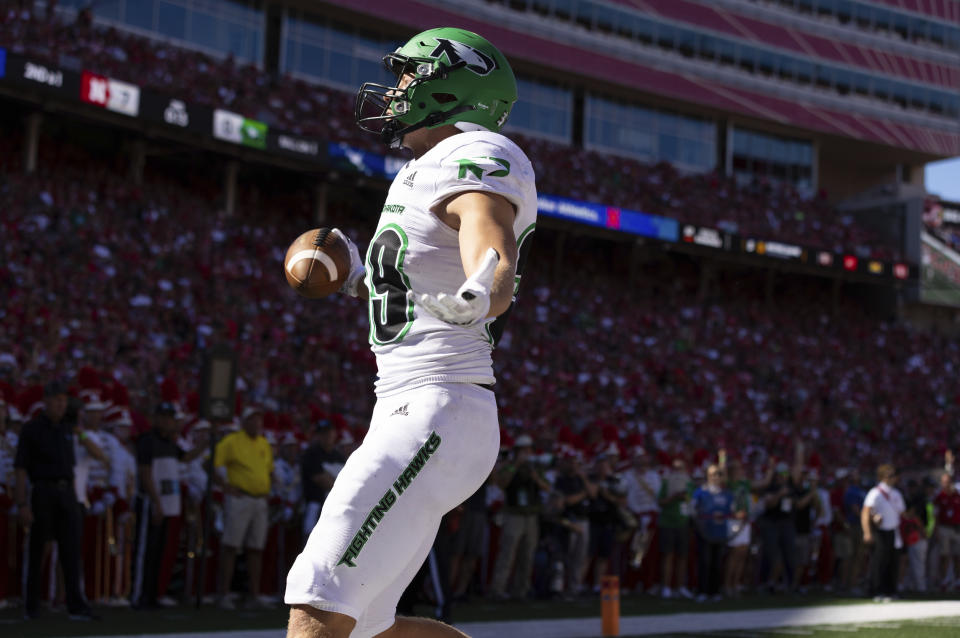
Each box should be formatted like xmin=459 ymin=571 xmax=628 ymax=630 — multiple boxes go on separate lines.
xmin=283 ymin=228 xmax=352 ymax=299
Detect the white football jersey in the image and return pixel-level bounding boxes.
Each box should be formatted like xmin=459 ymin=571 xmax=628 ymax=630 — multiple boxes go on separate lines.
xmin=365 ymin=131 xmax=537 ymax=396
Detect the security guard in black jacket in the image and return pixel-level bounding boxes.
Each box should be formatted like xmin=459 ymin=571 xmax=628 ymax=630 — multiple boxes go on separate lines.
xmin=14 ymin=381 xmax=97 ymax=620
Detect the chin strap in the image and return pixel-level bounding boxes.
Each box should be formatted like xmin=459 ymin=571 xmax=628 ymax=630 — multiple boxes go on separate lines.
xmin=453 ymin=121 xmax=490 ymax=133
xmin=381 ymin=105 xmax=476 ymax=149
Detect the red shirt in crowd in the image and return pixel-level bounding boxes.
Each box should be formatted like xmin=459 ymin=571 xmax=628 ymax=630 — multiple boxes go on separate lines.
xmin=934 ymin=489 xmax=960 ymax=526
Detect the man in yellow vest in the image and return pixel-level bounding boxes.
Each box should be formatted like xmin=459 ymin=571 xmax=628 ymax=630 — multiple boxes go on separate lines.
xmin=215 ymin=406 xmax=273 ymax=609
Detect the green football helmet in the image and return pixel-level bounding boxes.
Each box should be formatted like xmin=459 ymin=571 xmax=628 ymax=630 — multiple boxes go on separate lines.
xmin=355 ymin=27 xmax=518 ymax=149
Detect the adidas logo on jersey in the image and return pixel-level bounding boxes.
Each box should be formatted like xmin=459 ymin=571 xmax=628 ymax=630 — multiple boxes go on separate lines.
xmin=390 ymin=403 xmax=409 ymax=417
xmin=403 ymin=171 xmax=416 ymax=188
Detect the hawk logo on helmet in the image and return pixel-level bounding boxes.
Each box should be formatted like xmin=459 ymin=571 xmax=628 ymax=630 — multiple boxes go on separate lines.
xmin=430 ymin=38 xmax=497 ymax=76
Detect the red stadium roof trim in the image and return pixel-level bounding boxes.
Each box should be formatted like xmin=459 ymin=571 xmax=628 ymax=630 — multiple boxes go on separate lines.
xmin=811 ymin=107 xmax=876 ymax=143
xmin=829 ymin=37 xmax=858 ymax=68
xmin=786 ymin=26 xmax=820 ymax=58
xmin=875 ymin=117 xmax=918 ymax=150
xmin=685 ymin=77 xmax=790 ymax=124
xmin=870 ymin=0 xmax=960 ymax=21
xmin=714 ymin=7 xmax=757 ymax=41
xmin=333 ymin=0 xmax=960 ymax=156
xmin=606 ymin=0 xmax=960 ymax=89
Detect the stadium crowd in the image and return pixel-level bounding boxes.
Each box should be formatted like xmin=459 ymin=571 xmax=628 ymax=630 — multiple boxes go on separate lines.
xmin=1 ymin=121 xmax=959 ymax=617
xmin=0 ymin=1 xmax=957 ymax=622
xmin=2 ymin=388 xmax=960 ymax=615
xmin=0 ymin=3 xmax=900 ymax=259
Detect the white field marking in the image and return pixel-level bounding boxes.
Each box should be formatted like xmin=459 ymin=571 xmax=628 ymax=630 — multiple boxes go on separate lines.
xmin=457 ymin=602 xmax=960 ymax=638
xmin=77 ymin=602 xmax=960 ymax=638
xmin=285 ymin=249 xmax=338 ymax=281
xmin=816 ymin=626 xmax=862 ymax=632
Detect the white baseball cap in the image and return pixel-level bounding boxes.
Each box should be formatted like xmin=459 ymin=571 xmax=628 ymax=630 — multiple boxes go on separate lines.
xmin=241 ymin=406 xmax=264 ymax=421
xmin=514 ymin=434 xmax=533 ymax=447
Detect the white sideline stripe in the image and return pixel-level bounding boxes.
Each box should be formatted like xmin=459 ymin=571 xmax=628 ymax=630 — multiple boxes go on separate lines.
xmin=75 ymin=601 xmax=960 ymax=638
xmin=286 ymin=249 xmax=338 ymax=281
xmin=458 ymin=601 xmax=960 ymax=638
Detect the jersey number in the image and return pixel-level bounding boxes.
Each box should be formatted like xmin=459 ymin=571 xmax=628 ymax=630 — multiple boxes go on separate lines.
xmin=367 ymin=224 xmax=414 ymax=345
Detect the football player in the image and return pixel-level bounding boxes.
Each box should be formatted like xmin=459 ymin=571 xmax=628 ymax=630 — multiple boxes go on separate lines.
xmin=285 ymin=27 xmax=537 ymax=638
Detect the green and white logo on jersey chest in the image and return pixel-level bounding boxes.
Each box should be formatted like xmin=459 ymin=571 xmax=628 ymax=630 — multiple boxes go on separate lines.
xmin=455 ymin=156 xmax=510 ymax=180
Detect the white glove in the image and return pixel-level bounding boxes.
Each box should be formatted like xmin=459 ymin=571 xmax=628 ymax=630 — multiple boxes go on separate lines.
xmin=409 ymin=248 xmax=500 ymax=326
xmin=331 ymin=228 xmax=366 ymax=297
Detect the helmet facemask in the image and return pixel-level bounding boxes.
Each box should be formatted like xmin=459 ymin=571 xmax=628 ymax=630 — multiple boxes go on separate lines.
xmin=355 ymin=53 xmax=474 ymax=149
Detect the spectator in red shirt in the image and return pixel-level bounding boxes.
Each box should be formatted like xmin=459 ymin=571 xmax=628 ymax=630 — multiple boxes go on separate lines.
xmin=933 ymin=471 xmax=960 ymax=590
xmin=899 ymin=494 xmax=927 ymax=593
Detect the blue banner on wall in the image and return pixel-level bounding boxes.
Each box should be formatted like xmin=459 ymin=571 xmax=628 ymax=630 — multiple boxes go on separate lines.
xmin=328 ymin=143 xmax=406 ymax=179
xmin=537 ymin=194 xmax=678 ymax=242
xmin=0 ymin=48 xmax=6 ymax=79
xmin=536 ymin=194 xmax=606 ymax=228
xmin=617 ymin=208 xmax=678 ymax=242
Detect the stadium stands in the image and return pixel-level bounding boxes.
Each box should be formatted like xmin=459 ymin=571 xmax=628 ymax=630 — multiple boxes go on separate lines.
xmin=2 ymin=127 xmax=952 ymax=468
xmin=0 ymin=5 xmax=902 ymax=259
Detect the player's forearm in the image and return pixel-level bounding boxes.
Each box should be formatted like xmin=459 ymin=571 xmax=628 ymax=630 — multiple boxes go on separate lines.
xmin=453 ymin=193 xmax=518 ymax=318
xmin=460 ymin=237 xmax=515 ymax=318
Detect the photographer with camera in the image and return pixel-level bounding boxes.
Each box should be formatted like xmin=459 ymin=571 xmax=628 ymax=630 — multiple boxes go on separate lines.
xmin=489 ymin=435 xmax=550 ymax=600
xmin=792 ymin=467 xmax=822 ymax=591
xmin=657 ymin=457 xmax=694 ymax=599
xmin=555 ymin=450 xmax=598 ymax=597
xmin=588 ymin=447 xmax=629 ymax=593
